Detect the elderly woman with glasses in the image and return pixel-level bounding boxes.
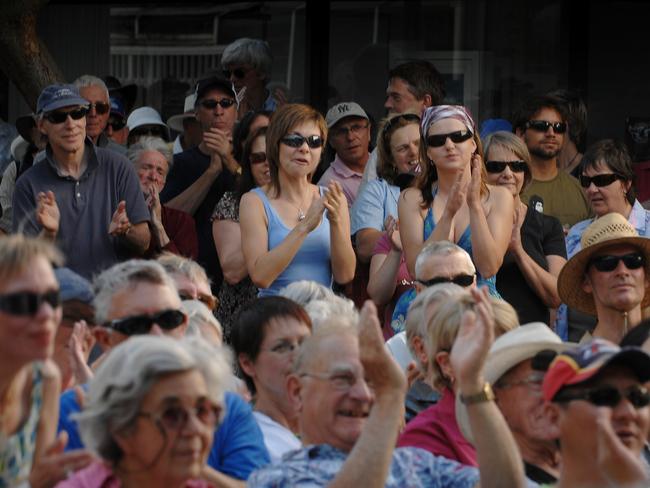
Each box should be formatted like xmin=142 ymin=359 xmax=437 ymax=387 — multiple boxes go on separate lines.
xmin=483 ymin=131 xmax=566 ymax=325
xmin=0 ymin=235 xmax=93 ymax=487
xmin=231 ymin=296 xmax=312 ymax=463
xmin=212 ymin=127 xmax=269 ymax=341
xmin=58 ymin=335 xmax=231 ymax=487
xmin=399 ymin=106 xmax=514 ymax=297
xmin=239 ymin=104 xmax=355 ymax=297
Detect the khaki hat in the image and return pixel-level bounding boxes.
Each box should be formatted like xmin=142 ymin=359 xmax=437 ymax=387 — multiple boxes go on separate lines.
xmin=557 ymin=212 xmax=650 ymax=315
xmin=455 ymin=322 xmax=571 ymax=443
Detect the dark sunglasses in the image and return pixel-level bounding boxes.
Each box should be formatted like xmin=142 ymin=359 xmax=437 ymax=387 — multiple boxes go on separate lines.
xmin=250 ymin=152 xmax=267 ymax=164
xmin=426 ymin=130 xmax=473 ymax=148
xmin=0 ymin=290 xmax=60 ymax=316
xmin=589 ymin=252 xmax=645 ymax=273
xmin=103 ymin=309 xmax=186 ymax=335
xmin=200 ymin=98 xmax=236 ymax=110
xmin=179 ymin=293 xmax=219 ymax=311
xmin=418 ymin=273 xmax=475 ymax=288
xmin=579 ymin=173 xmax=624 ymax=189
xmin=222 ymin=68 xmax=248 ymax=79
xmin=88 ymin=102 xmax=110 ymax=115
xmin=44 ymin=107 xmax=88 ymax=124
xmin=554 ymin=385 xmax=650 ymax=409
xmin=281 ymin=133 xmax=324 ymax=149
xmin=485 ymin=160 xmax=528 ymax=173
xmin=524 ymin=120 xmax=567 ymax=134
xmin=139 ymin=401 xmax=222 ymax=431
xmin=108 ymin=118 xmax=127 ymax=131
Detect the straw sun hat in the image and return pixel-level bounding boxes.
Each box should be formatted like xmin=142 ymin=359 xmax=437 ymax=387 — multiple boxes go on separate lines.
xmin=557 ymin=212 xmax=650 ymax=315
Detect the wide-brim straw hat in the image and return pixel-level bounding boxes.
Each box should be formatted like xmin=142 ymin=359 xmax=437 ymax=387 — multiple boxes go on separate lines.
xmin=557 ymin=212 xmax=650 ymax=315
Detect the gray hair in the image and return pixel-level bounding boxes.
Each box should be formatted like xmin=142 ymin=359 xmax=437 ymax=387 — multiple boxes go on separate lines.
xmin=414 ymin=240 xmax=475 ymax=280
xmin=76 ymin=335 xmax=231 ymax=464
xmin=293 ymin=321 xmax=357 ymax=375
xmin=127 ymin=136 xmax=173 ymax=171
xmin=279 ymin=280 xmax=336 ymax=308
xmin=221 ymin=38 xmax=273 ymax=81
xmin=93 ymin=260 xmax=178 ymax=325
xmin=182 ymin=299 xmax=223 ymax=345
xmin=73 ymin=74 xmax=110 ymax=101
xmin=303 ymin=296 xmax=358 ymax=331
xmin=405 ymin=283 xmax=464 ymax=370
xmin=157 ymin=253 xmax=211 ymax=289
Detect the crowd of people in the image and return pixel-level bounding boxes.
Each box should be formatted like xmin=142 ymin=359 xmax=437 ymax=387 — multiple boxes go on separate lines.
xmin=2 ymin=36 xmax=650 ymax=487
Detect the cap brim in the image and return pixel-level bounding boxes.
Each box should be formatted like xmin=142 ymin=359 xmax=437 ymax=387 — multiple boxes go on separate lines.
xmin=167 ymin=113 xmax=196 ymax=133
xmin=557 ymin=236 xmax=650 ymax=315
xmin=40 ymin=97 xmax=89 ymax=114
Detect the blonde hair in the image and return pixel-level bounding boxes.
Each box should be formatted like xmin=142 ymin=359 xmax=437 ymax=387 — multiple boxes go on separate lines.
xmin=0 ymin=234 xmax=63 ymax=284
xmin=426 ymin=293 xmax=518 ymax=390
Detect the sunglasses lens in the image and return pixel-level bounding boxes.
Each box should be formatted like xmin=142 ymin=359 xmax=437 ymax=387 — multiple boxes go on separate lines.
xmin=426 ymin=134 xmax=446 ymax=147
xmin=250 ymin=152 xmax=267 ymax=164
xmin=511 ymin=161 xmax=528 ymax=172
xmin=0 ymin=290 xmax=61 ymax=316
xmin=453 ymin=274 xmax=475 ymax=287
xmin=448 ymin=130 xmax=472 ymax=143
xmin=623 ymin=254 xmax=645 ymax=269
xmin=426 ymin=130 xmax=471 ymax=147
xmin=282 ymin=134 xmax=323 ymax=149
xmin=201 ymin=100 xmax=217 ymax=109
xmin=591 ymin=253 xmax=644 ymax=272
xmin=156 ymin=310 xmax=186 ymax=330
xmin=96 ymin=103 xmax=109 ymax=115
xmin=628 ymin=387 xmax=650 ymax=408
xmin=46 ymin=112 xmax=71 ymax=124
xmin=553 ymin=122 xmax=567 ymax=133
xmin=485 ymin=162 xmax=507 ymax=173
xmin=220 ymin=99 xmax=235 ymax=108
xmin=589 ymin=387 xmax=621 ymax=407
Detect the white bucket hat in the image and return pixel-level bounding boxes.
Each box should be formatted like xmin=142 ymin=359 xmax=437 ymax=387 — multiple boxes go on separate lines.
xmin=167 ymin=94 xmax=197 ymax=133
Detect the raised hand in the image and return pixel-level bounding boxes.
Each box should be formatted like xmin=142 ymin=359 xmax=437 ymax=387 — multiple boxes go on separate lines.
xmin=449 ymin=287 xmax=495 ymax=393
xmin=28 ymin=431 xmax=95 ymax=488
xmin=108 ymin=200 xmax=131 ymax=236
xmin=508 ymin=203 xmax=525 ymax=252
xmin=466 ymin=153 xmax=483 ymax=208
xmin=386 ymin=217 xmax=402 ymax=252
xmin=323 ymin=181 xmax=347 ymax=225
xmin=148 ymin=186 xmax=163 ymax=224
xmin=443 ymin=171 xmax=468 ymax=218
xmin=36 ymin=191 xmax=60 ymax=236
xmin=299 ymin=193 xmax=326 ymax=233
xmin=68 ymin=321 xmax=94 ymax=386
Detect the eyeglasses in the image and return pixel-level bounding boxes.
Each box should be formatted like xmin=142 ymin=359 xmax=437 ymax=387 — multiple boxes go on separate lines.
xmin=200 ymin=98 xmax=236 ymax=110
xmin=0 ymin=290 xmax=60 ymax=316
xmin=108 ymin=118 xmax=127 ymax=131
xmin=300 ymin=370 xmax=367 ymax=392
xmin=250 ymin=152 xmax=267 ymax=164
xmin=330 ymin=122 xmax=369 ymax=139
xmin=589 ymin=253 xmax=645 ymax=273
xmin=426 ymin=130 xmax=473 ymax=148
xmin=494 ymin=373 xmax=545 ymax=390
xmin=139 ymin=400 xmax=222 ymax=431
xmin=178 ymin=293 xmax=219 ymax=311
xmin=418 ymin=273 xmax=476 ymax=288
xmin=88 ymin=102 xmax=110 ymax=115
xmin=103 ymin=309 xmax=186 ymax=335
xmin=44 ymin=107 xmax=88 ymax=124
xmin=222 ymin=68 xmax=249 ymax=80
xmin=524 ymin=120 xmax=567 ymax=134
xmin=485 ymin=161 xmax=528 ymax=174
xmin=281 ymin=133 xmax=324 ymax=149
xmin=554 ymin=385 xmax=650 ymax=409
xmin=579 ymin=173 xmax=624 ymax=188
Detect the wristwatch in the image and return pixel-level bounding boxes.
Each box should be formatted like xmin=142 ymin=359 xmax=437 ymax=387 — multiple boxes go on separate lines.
xmin=460 ymin=382 xmax=495 ymax=405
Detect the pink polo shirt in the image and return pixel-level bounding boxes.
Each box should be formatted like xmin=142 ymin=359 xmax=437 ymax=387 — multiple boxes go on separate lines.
xmin=318 ymin=155 xmax=366 ymax=207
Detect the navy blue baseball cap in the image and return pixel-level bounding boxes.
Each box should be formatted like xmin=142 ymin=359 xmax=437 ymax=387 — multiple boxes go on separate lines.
xmin=37 ymin=84 xmax=89 ymax=114
xmin=54 ymin=267 xmax=94 ymax=304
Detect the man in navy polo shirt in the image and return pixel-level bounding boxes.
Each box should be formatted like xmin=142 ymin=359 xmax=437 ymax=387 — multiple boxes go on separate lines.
xmin=13 ymin=84 xmax=150 ymax=279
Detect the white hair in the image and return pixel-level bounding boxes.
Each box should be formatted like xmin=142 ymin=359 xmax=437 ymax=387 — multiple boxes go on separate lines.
xmin=93 ymin=260 xmax=178 ymax=325
xmin=182 ymin=299 xmax=223 ymax=344
xmin=221 ymin=38 xmax=273 ymax=81
xmin=414 ymin=240 xmax=475 ymax=280
xmin=157 ymin=253 xmax=211 ymax=289
xmin=127 ymin=136 xmax=173 ymax=171
xmin=76 ymin=335 xmax=231 ymax=463
xmin=278 ymin=280 xmax=336 ymax=307
xmin=303 ymin=296 xmax=358 ymax=331
xmin=73 ymin=74 xmax=110 ymax=101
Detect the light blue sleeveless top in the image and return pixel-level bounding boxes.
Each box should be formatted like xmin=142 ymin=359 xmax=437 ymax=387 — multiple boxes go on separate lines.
xmin=253 ymin=187 xmax=332 ymax=296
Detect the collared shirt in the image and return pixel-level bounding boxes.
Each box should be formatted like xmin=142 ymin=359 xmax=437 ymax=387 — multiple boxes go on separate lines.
xmin=12 ymin=139 xmax=150 ymax=279
xmin=96 ymin=132 xmax=127 ymax=156
xmin=248 ymin=443 xmax=479 ymax=487
xmin=318 ymin=155 xmax=366 ymax=207
xmin=350 ymin=178 xmax=400 ymax=235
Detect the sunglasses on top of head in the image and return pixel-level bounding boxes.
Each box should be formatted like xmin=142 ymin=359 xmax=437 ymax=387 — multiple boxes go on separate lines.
xmin=281 ymin=133 xmax=324 ymax=149
xmin=579 ymin=173 xmax=624 ymax=188
xmin=589 ymin=252 xmax=645 ymax=272
xmin=524 ymin=120 xmax=567 ymax=134
xmin=44 ymin=107 xmax=89 ymax=124
xmin=485 ymin=160 xmax=528 ymax=174
xmin=0 ymin=290 xmax=61 ymax=316
xmin=103 ymin=309 xmax=186 ymax=336
xmin=554 ymin=384 xmax=650 ymax=409
xmin=426 ymin=130 xmax=473 ymax=148
xmin=200 ymin=98 xmax=236 ymax=110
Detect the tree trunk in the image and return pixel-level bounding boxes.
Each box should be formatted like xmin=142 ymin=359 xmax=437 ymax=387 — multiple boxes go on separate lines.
xmin=0 ymin=0 xmax=64 ymax=111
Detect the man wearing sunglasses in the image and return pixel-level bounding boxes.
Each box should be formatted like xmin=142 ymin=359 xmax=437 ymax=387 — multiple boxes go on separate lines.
xmin=12 ymin=83 xmax=151 ymax=280
xmin=515 ymin=94 xmax=589 ymax=229
xmin=557 ymin=212 xmax=650 ymax=344
xmin=541 ymin=339 xmax=650 ymax=487
xmin=161 ymin=77 xmax=240 ymax=293
xmin=73 ymin=75 xmax=126 ymax=156
xmin=58 ymin=259 xmax=270 ymax=484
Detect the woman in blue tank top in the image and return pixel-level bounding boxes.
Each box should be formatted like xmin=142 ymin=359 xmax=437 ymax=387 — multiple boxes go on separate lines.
xmin=240 ymin=104 xmax=356 ymax=296
xmin=399 ymin=105 xmax=514 ymax=295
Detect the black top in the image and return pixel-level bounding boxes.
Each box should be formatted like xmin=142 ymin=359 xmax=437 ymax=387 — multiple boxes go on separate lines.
xmin=524 ymin=461 xmax=557 ymax=484
xmin=160 ymin=146 xmax=236 ymax=292
xmin=496 ymin=197 xmax=567 ymax=325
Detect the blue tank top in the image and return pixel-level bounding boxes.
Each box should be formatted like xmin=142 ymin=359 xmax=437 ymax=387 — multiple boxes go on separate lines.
xmin=253 ymin=187 xmax=332 ymax=296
